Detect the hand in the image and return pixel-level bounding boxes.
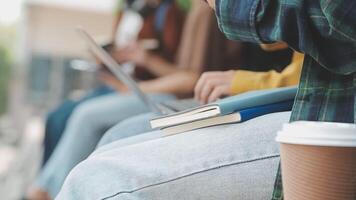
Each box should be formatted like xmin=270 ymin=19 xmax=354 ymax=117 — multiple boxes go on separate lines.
xmin=260 ymin=42 xmax=288 ymax=52
xmin=194 ymin=70 xmax=235 ymax=104
xmin=97 ymin=71 xmax=129 ymax=93
xmin=113 ymin=42 xmax=149 ymax=66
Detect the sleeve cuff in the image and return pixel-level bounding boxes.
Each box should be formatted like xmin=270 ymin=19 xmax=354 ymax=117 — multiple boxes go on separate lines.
xmin=215 ymin=0 xmax=262 ymax=43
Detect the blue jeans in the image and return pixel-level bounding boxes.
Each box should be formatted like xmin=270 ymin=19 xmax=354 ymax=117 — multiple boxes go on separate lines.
xmin=97 ymin=112 xmax=158 ymax=147
xmin=43 ymin=85 xmax=114 ymax=165
xmin=57 ymin=112 xmax=291 ymax=200
xmin=35 ymin=93 xmax=175 ymax=198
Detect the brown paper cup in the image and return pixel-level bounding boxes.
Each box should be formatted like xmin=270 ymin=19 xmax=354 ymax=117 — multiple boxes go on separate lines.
xmin=276 ymin=122 xmax=356 ymax=200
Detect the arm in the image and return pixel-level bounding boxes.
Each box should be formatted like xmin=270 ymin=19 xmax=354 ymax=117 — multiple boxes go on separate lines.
xmin=231 ymin=52 xmax=303 ymax=94
xmin=115 ymin=43 xmax=182 ymax=77
xmin=98 ymin=70 xmax=199 ymax=96
xmin=215 ymin=0 xmax=356 ymax=75
xmin=143 ymin=53 xmax=182 ymax=76
xmin=194 ymin=52 xmax=303 ymax=104
xmin=115 ymin=3 xmax=185 ymax=77
xmin=97 ymin=71 xmax=129 ymax=93
xmin=138 ymin=71 xmax=200 ymax=96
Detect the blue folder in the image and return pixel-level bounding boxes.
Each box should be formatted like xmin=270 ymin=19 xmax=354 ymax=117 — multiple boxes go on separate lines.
xmin=216 ymin=86 xmax=297 ymax=115
xmin=238 ymin=100 xmax=294 ymax=122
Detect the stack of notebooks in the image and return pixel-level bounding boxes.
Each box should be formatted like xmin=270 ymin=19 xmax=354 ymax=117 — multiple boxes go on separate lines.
xmin=150 ymin=87 xmax=297 ymax=136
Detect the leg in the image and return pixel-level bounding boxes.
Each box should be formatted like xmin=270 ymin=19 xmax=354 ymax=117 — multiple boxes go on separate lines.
xmin=94 ymin=129 xmax=162 ymax=156
xmin=43 ymin=100 xmax=77 ymax=165
xmin=33 ymin=93 xmax=175 ymax=198
xmin=97 ymin=112 xmax=159 ymax=147
xmin=58 ymin=112 xmax=291 ymax=200
xmin=42 ymin=85 xmax=114 ymax=165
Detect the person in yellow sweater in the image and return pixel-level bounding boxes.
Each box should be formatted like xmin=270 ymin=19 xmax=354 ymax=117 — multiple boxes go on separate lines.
xmin=57 ymin=44 xmax=305 ymax=200
xmin=90 ymin=42 xmax=304 ymax=147
xmin=194 ymin=42 xmax=304 ymax=104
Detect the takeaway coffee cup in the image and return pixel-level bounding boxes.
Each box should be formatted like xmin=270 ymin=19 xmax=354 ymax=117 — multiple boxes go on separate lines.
xmin=276 ymin=121 xmax=356 ymax=200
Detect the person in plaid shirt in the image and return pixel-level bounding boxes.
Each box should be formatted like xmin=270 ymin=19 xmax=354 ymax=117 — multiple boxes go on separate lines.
xmin=205 ymin=0 xmax=356 ymax=199
xmin=55 ymin=1 xmax=355 ymax=199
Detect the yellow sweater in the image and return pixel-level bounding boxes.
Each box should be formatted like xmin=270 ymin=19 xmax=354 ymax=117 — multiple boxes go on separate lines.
xmin=231 ymin=52 xmax=304 ymax=94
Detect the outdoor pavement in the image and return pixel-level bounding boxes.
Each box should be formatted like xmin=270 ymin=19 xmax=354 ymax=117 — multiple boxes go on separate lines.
xmin=0 ymin=117 xmax=44 ymax=200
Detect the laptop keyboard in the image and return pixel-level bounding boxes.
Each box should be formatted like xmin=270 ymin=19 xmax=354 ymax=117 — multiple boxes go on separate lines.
xmin=161 ymin=99 xmax=200 ymax=112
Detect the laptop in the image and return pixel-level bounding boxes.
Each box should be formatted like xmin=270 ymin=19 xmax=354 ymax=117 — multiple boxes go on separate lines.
xmin=76 ymin=27 xmax=199 ymax=115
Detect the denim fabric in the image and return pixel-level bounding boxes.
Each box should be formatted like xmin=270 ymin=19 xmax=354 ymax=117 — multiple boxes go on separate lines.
xmin=57 ymin=112 xmax=291 ymax=200
xmin=97 ymin=112 xmax=159 ymax=148
xmin=43 ymin=85 xmax=114 ymax=165
xmin=35 ymin=93 xmax=175 ymax=198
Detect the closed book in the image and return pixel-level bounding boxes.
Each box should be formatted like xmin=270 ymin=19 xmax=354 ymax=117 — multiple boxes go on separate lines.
xmin=162 ymin=100 xmax=294 ymax=136
xmin=151 ymin=86 xmax=297 ymax=129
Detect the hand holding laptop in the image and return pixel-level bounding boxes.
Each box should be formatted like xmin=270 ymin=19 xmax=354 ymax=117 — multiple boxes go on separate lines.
xmin=113 ymin=42 xmax=149 ymax=67
xmin=113 ymin=39 xmax=159 ymax=66
xmin=76 ymin=27 xmax=196 ymax=115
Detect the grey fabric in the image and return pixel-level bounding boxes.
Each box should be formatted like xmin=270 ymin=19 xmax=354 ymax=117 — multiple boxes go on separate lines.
xmin=57 ymin=112 xmax=291 ymax=200
xmin=35 ymin=93 xmax=175 ymax=198
xmin=97 ymin=112 xmax=158 ymax=148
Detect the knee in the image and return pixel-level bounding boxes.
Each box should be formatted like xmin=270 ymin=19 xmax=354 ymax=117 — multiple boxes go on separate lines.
xmin=46 ymin=111 xmax=57 ymax=124
xmin=67 ymin=101 xmax=99 ymax=125
xmin=97 ymin=123 xmax=125 ymax=147
xmin=97 ymin=132 xmax=113 ymax=147
xmin=57 ymin=161 xmax=90 ymax=199
xmin=46 ymin=108 xmax=66 ymax=126
xmin=58 ymin=157 xmax=120 ymax=200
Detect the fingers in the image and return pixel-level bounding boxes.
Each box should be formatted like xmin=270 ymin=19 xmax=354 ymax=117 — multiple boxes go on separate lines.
xmin=194 ymin=73 xmax=209 ymax=101
xmin=125 ymin=42 xmax=142 ymax=53
xmin=199 ymin=80 xmax=214 ymax=104
xmin=114 ymin=49 xmax=136 ymax=63
xmin=207 ymin=85 xmax=227 ymax=103
xmin=123 ymin=42 xmax=138 ymax=51
xmin=198 ymin=79 xmax=226 ymax=104
xmin=194 ymin=72 xmax=217 ymax=103
xmin=194 ymin=71 xmax=235 ymax=104
xmin=195 ymin=76 xmax=225 ymax=104
xmin=112 ymin=49 xmax=127 ymax=62
xmin=114 ymin=43 xmax=147 ymax=65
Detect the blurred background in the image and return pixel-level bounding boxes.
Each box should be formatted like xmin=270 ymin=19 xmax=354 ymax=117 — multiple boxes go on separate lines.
xmin=0 ymin=0 xmax=296 ymax=199
xmin=0 ymin=0 xmax=117 ymax=199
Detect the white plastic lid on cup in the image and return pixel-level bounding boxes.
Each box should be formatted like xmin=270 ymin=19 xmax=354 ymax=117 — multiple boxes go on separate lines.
xmin=276 ymin=121 xmax=356 ymax=147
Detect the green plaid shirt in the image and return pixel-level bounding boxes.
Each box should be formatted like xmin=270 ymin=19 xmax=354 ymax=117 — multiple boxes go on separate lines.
xmin=215 ymin=0 xmax=356 ymax=199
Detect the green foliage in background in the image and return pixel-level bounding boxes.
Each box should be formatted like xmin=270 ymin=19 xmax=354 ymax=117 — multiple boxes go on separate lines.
xmin=0 ymin=25 xmax=15 ymax=115
xmin=0 ymin=47 xmax=11 ymax=115
xmin=176 ymin=0 xmax=192 ymax=12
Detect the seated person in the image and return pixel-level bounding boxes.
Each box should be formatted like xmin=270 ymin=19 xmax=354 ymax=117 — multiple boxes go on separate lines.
xmin=26 ymin=1 xmax=246 ymax=199
xmin=59 ymin=0 xmax=356 ymax=199
xmin=27 ymin=1 xmax=296 ymax=199
xmin=98 ymin=49 xmax=303 ymax=147
xmin=54 ymin=43 xmax=303 ymax=199
xmin=41 ymin=0 xmax=185 ymax=165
